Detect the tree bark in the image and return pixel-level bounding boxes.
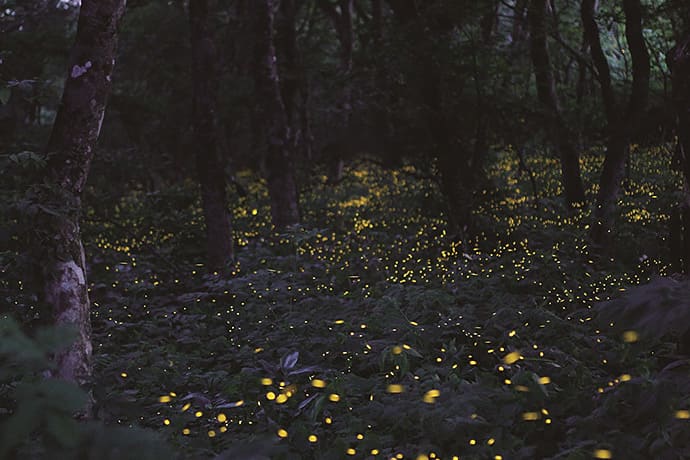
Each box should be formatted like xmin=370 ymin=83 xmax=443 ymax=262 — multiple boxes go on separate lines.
xmin=528 ymin=0 xmax=585 ymax=206
xmin=189 ymin=0 xmax=234 ymax=272
xmin=252 ymin=0 xmax=300 ymax=229
xmin=582 ymin=0 xmax=650 ymax=246
xmin=387 ymin=0 xmax=477 ymax=238
xmin=319 ymin=0 xmax=355 ymax=183
xmin=43 ymin=0 xmax=126 ymax=395
xmin=667 ymin=35 xmax=690 ymax=272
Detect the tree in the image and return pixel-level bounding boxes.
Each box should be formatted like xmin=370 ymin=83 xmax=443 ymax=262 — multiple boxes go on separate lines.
xmin=189 ymin=0 xmax=234 ymax=271
xmin=386 ymin=0 xmax=485 ymax=238
xmin=318 ymin=0 xmax=355 ymax=183
xmin=43 ymin=0 xmax=126 ymax=394
xmin=667 ymin=34 xmax=690 ymax=272
xmin=251 ymin=0 xmax=300 ymax=229
xmin=582 ymin=0 xmax=650 ymax=246
xmin=528 ymin=0 xmax=586 ymax=206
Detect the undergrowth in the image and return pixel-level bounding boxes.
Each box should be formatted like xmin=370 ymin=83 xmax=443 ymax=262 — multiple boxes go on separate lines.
xmin=2 ymin=144 xmax=689 ymax=459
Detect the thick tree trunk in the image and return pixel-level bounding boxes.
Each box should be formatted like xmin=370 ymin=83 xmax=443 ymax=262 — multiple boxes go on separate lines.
xmin=189 ymin=0 xmax=234 ymax=272
xmin=667 ymin=35 xmax=690 ymax=272
xmin=582 ymin=0 xmax=650 ymax=246
xmin=44 ymin=0 xmax=126 ymax=394
xmin=252 ymin=0 xmax=300 ymax=229
xmin=528 ymin=0 xmax=585 ymax=206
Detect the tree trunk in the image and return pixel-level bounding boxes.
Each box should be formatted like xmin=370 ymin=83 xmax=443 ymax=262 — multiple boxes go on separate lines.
xmin=189 ymin=0 xmax=234 ymax=272
xmin=424 ymin=58 xmax=473 ymax=237
xmin=667 ymin=35 xmax=690 ymax=272
xmin=512 ymin=0 xmax=528 ymax=44
xmin=252 ymin=0 xmax=300 ymax=229
xmin=582 ymin=0 xmax=650 ymax=246
xmin=320 ymin=0 xmax=355 ymax=183
xmin=278 ymin=0 xmax=301 ymax=147
xmin=43 ymin=0 xmax=126 ymax=396
xmin=528 ymin=0 xmax=585 ymax=206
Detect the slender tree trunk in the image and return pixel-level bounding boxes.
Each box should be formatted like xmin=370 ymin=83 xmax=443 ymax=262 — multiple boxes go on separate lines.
xmin=278 ymin=0 xmax=300 ymax=146
xmin=189 ymin=0 xmax=234 ymax=271
xmin=43 ymin=0 xmax=126 ymax=396
xmin=528 ymin=0 xmax=585 ymax=206
xmin=387 ymin=0 xmax=476 ymax=237
xmin=512 ymin=0 xmax=528 ymax=44
xmin=667 ymin=35 xmax=690 ymax=272
xmin=320 ymin=0 xmax=354 ymax=183
xmin=582 ymin=0 xmax=650 ymax=246
xmin=252 ymin=0 xmax=300 ymax=229
xmin=423 ymin=57 xmax=473 ymax=237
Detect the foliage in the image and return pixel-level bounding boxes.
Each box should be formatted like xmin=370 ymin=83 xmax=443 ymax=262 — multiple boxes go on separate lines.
xmin=4 ymin=145 xmax=685 ymax=459
xmin=0 ymin=317 xmax=174 ymax=460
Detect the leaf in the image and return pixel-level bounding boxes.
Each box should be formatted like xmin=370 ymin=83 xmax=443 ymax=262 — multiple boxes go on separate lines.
xmin=287 ymin=365 xmax=320 ymax=376
xmin=297 ymin=393 xmax=319 ymax=412
xmin=180 ymin=392 xmax=212 ymax=406
xmin=280 ymin=351 xmax=299 ymax=371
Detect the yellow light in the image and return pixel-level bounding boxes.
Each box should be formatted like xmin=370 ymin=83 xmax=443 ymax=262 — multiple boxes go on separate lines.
xmin=386 ymin=384 xmax=405 ymax=394
xmin=308 ymin=434 xmax=318 ymax=443
xmin=371 ymin=449 xmax=380 ymax=455
xmin=325 ymin=417 xmax=332 ymax=424
xmin=208 ymin=430 xmax=216 ymax=438
xmin=392 ymin=346 xmax=403 ymax=355
xmin=593 ymin=449 xmax=612 ymax=459
xmin=423 ymin=389 xmax=440 ymax=403
xmin=346 ymin=448 xmax=356 ymax=455
xmin=181 ymin=402 xmax=191 ymax=412
xmin=675 ymin=410 xmax=690 ymax=419
xmin=182 ymin=428 xmax=191 ymax=435
xmin=538 ymin=376 xmax=551 ymax=384
xmin=277 ymin=428 xmax=288 ymax=438
xmin=276 ymin=394 xmax=288 ymax=404
xmin=622 ymin=330 xmax=639 ymax=343
xmin=311 ymin=379 xmax=327 ymax=388
xmin=120 ymin=372 xmax=127 ymax=378
xmin=266 ymin=391 xmax=276 ymax=400
xmin=522 ymin=412 xmax=540 ymax=420
xmin=158 ymin=395 xmax=172 ymax=403
xmin=329 ymin=393 xmax=340 ymax=402
xmin=261 ymin=378 xmax=273 ymax=385
xmin=195 ymin=411 xmax=203 ymax=418
xmin=217 ymin=413 xmax=227 ymax=422
xmin=503 ymin=351 xmax=521 ymax=365
xmin=163 ymin=419 xmax=170 ymax=426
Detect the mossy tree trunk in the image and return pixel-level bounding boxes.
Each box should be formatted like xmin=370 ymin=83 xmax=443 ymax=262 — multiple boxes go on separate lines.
xmin=44 ymin=0 xmax=126 ymax=396
xmin=189 ymin=0 xmax=234 ymax=271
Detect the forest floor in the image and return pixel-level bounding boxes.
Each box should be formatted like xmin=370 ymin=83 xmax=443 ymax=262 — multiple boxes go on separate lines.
xmin=73 ymin=146 xmax=688 ymax=458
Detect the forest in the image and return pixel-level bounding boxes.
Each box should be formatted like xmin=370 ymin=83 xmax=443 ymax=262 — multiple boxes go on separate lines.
xmin=1 ymin=0 xmax=690 ymax=458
